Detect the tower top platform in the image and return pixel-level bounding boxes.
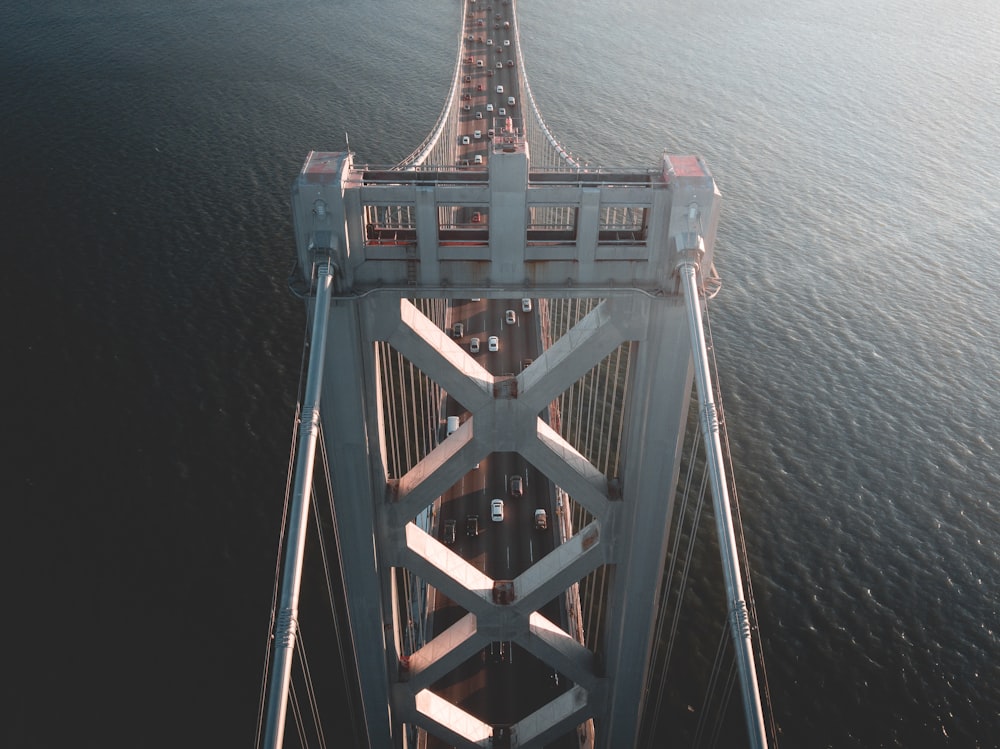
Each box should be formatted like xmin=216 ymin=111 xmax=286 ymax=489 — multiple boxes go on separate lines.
xmin=292 ymin=149 xmax=719 ymax=297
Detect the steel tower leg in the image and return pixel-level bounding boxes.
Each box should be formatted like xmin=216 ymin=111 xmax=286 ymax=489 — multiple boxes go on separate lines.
xmin=596 ymin=295 xmax=696 ymax=749
xmin=263 ymin=259 xmax=334 ymax=749
xmin=316 ymin=294 xmax=400 ymax=749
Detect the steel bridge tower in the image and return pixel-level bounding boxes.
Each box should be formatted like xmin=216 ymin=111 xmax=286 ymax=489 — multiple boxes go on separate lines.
xmin=261 ymin=125 xmax=767 ymax=747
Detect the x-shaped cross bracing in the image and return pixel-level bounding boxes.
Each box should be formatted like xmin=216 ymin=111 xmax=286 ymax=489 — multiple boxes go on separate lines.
xmin=370 ymin=296 xmax=649 ymax=743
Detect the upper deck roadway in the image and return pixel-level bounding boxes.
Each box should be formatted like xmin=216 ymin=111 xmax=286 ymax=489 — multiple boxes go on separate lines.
xmin=456 ymin=0 xmax=522 ymax=171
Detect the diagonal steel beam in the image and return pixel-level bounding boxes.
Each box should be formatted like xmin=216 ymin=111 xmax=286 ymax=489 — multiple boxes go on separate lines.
xmin=386 ymin=299 xmax=494 ymax=413
xmin=511 ymin=522 xmax=606 ymax=617
xmin=398 ymin=523 xmax=495 ymax=616
xmin=518 ymin=299 xmax=634 ymax=414
xmin=392 ymin=418 xmax=488 ymax=524
xmin=405 ymin=613 xmax=485 ymax=692
xmin=521 ymin=421 xmax=611 ymax=520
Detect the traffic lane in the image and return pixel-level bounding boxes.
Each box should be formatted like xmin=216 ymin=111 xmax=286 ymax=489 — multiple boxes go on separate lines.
xmin=437 ymin=297 xmax=575 ymax=736
xmin=439 ymin=479 xmax=486 ymax=550
xmin=514 ymin=460 xmax=559 ymax=568
xmin=461 ymin=302 xmax=491 ymax=356
xmin=490 ymin=301 xmax=526 ymax=374
xmin=486 ymin=451 xmax=519 ymax=581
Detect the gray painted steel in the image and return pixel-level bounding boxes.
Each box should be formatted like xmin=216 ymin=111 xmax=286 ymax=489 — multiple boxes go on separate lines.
xmin=678 ymin=253 xmax=768 ymax=747
xmin=273 ymin=138 xmax=765 ymax=749
xmin=260 ymin=0 xmax=775 ymax=744
xmin=263 ymin=261 xmax=334 ymax=749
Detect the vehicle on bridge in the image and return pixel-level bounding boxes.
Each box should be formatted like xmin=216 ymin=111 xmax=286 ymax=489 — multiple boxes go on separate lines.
xmin=505 ymin=309 xmax=516 ymax=325
xmin=466 ymin=515 xmax=479 ymax=537
xmin=488 ymin=335 xmax=499 ymax=351
xmin=491 ymin=498 xmax=504 ymax=521
xmin=510 ymin=474 xmax=523 ymax=497
xmin=534 ymin=509 xmax=547 ymax=530
xmin=444 ymin=520 xmax=456 ymax=545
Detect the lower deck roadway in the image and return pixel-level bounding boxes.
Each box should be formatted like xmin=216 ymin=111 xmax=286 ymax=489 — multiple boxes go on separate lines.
xmin=424 ymin=297 xmax=579 ymax=749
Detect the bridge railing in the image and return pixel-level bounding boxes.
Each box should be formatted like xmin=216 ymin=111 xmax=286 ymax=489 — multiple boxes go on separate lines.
xmin=510 ymin=0 xmax=581 ymax=169
xmin=395 ymin=2 xmax=468 ymax=168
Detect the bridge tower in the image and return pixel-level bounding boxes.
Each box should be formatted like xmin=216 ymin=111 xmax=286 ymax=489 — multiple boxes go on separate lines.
xmin=264 ymin=135 xmax=763 ymax=748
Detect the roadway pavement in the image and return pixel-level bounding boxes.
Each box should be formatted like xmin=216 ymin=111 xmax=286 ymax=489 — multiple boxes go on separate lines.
xmin=458 ymin=0 xmax=521 ymax=171
xmin=426 ymin=296 xmax=576 ymax=747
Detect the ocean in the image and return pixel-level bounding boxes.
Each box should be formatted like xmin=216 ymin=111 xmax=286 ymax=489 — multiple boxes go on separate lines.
xmin=3 ymin=0 xmax=997 ymax=746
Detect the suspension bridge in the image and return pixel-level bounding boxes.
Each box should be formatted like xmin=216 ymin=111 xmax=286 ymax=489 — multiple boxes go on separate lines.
xmin=257 ymin=1 xmax=777 ymax=747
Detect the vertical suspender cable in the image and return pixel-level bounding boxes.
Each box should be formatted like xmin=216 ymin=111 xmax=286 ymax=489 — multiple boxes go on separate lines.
xmin=677 ymin=236 xmax=768 ymax=749
xmin=263 ymin=256 xmax=335 ymax=749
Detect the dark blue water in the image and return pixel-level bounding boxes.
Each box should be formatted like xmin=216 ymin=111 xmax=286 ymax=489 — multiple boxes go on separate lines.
xmin=3 ymin=0 xmax=998 ymax=746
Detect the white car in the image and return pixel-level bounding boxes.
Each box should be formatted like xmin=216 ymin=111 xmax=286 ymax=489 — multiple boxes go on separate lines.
xmin=474 ymin=129 xmax=482 ymax=139
xmin=521 ymin=298 xmax=532 ymax=312
xmin=470 ymin=337 xmax=480 ymax=353
xmin=496 ymin=84 xmax=504 ymax=94
xmin=488 ymin=335 xmax=499 ymax=352
xmin=491 ymin=498 xmax=504 ymax=522
xmin=505 ymin=309 xmax=516 ymax=325
xmin=486 ymin=103 xmax=494 ymax=112
xmin=498 ymin=107 xmax=506 ymax=116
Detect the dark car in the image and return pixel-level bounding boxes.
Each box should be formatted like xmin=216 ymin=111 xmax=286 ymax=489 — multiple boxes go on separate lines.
xmin=510 ymin=474 xmax=523 ymax=497
xmin=466 ymin=515 xmax=480 ymax=537
xmin=444 ymin=519 xmax=456 ymax=545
